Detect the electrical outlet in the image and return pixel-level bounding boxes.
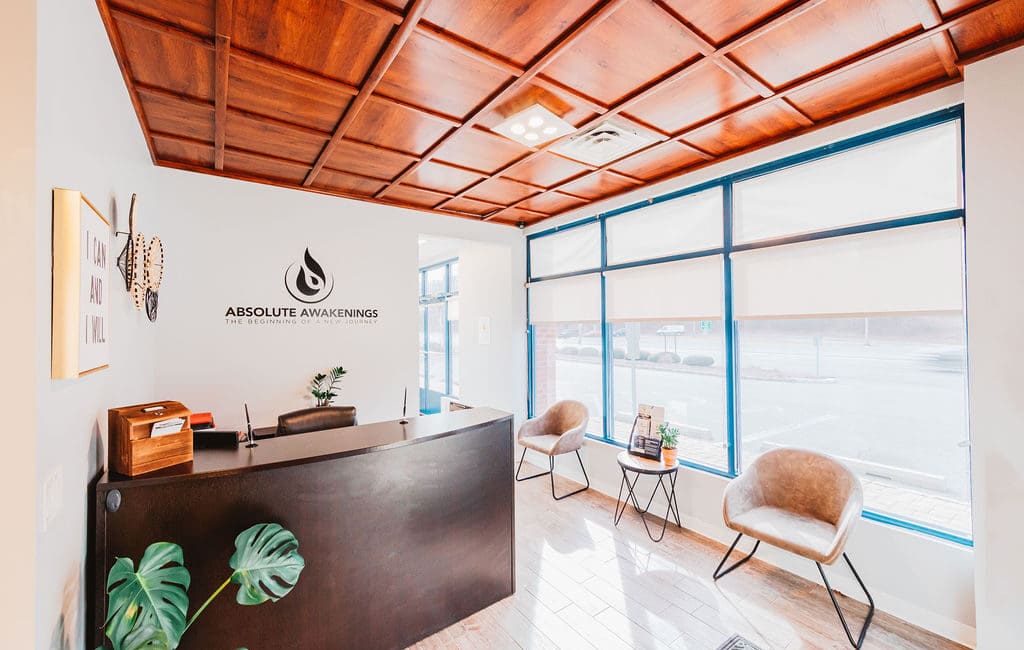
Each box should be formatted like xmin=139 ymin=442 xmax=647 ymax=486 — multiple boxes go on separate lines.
xmin=42 ymin=465 xmax=64 ymax=533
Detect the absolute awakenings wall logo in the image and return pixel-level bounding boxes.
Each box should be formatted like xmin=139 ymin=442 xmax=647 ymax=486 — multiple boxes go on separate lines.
xmin=224 ymin=247 xmax=380 ymax=327
xmin=285 ymin=247 xmax=334 ymax=303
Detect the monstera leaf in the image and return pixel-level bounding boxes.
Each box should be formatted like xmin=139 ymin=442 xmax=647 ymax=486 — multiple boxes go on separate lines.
xmin=104 ymin=542 xmax=190 ymax=650
xmin=229 ymin=523 xmax=305 ymax=605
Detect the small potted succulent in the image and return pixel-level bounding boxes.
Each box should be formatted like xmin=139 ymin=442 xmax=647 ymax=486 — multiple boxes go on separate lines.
xmin=658 ymin=422 xmax=680 ymax=467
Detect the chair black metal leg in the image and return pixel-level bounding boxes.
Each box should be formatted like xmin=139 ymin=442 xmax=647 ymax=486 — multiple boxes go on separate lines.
xmin=816 ymin=554 xmax=875 ymax=649
xmin=551 ymin=450 xmax=590 ymax=500
xmin=712 ymin=533 xmax=761 ymax=580
xmin=515 ymin=447 xmax=551 ymax=481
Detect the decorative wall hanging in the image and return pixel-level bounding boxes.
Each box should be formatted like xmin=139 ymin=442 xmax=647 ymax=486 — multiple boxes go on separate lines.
xmin=115 ymin=194 xmax=164 ymax=322
xmin=52 ymin=188 xmax=111 ymax=379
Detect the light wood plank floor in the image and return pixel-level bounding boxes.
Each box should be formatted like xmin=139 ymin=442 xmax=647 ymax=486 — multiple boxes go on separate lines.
xmin=413 ymin=466 xmax=967 ymax=650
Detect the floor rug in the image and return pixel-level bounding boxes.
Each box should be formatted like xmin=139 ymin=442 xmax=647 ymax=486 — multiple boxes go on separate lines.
xmin=717 ymin=634 xmax=766 ymax=650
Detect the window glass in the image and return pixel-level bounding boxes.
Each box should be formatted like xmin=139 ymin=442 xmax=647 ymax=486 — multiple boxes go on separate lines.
xmin=737 ymin=315 xmax=970 ymax=539
xmin=529 ymin=222 xmax=601 ymax=279
xmin=532 ymin=322 xmax=604 ymax=438
xmin=424 ymin=266 xmax=447 ymax=296
xmin=611 ymin=320 xmax=727 ymax=470
xmin=606 ymin=187 xmax=723 ymax=264
xmin=734 ymin=122 xmax=962 ymax=243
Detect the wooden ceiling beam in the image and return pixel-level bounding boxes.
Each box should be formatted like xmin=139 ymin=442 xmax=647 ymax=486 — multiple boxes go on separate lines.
xmin=484 ymin=0 xmax=999 ymax=222
xmin=304 ymin=0 xmax=433 ymax=187
xmin=376 ymin=0 xmax=632 ymax=200
xmin=213 ymin=0 xmax=233 ymax=170
xmin=339 ymin=0 xmax=403 ymax=24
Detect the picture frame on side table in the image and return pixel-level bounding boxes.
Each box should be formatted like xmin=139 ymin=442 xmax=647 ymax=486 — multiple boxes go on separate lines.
xmin=52 ymin=188 xmax=111 ymax=379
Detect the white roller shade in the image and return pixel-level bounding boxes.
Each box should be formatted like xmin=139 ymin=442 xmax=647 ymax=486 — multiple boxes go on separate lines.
xmin=605 ymin=256 xmax=723 ymax=321
xmin=529 ymin=274 xmax=601 ymax=323
xmin=529 ymin=222 xmax=601 ymax=278
xmin=732 ymin=220 xmax=964 ymax=319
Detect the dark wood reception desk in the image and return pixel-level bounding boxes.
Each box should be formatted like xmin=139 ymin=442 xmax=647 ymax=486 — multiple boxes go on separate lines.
xmin=90 ymin=408 xmax=515 ymax=650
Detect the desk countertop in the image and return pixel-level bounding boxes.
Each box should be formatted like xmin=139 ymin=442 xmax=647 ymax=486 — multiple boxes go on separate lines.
xmin=99 ymin=407 xmax=512 ymax=489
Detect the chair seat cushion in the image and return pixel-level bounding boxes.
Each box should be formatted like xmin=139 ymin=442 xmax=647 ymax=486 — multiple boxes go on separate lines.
xmin=519 ymin=434 xmax=564 ymax=455
xmin=727 ymin=505 xmax=842 ymax=564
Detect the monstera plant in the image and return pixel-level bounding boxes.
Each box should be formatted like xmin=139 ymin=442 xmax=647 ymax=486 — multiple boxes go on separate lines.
xmin=97 ymin=523 xmax=305 ymax=650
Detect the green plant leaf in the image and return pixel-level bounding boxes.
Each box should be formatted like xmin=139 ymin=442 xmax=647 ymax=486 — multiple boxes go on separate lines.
xmin=229 ymin=523 xmax=305 ymax=606
xmin=104 ymin=542 xmax=190 ymax=650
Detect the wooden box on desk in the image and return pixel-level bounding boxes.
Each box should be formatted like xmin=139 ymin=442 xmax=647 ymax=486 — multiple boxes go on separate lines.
xmin=108 ymin=401 xmax=193 ymax=476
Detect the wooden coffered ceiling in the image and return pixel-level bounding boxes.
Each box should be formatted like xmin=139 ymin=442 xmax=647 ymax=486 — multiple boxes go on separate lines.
xmin=98 ymin=0 xmax=1024 ymax=227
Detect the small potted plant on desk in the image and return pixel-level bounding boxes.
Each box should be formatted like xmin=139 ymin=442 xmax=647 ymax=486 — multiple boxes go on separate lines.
xmin=310 ymin=365 xmax=347 ymax=407
xmin=658 ymin=422 xmax=680 ymax=467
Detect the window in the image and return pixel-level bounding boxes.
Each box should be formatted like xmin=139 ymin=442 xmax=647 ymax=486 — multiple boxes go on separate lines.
xmin=526 ymin=107 xmax=971 ymax=543
xmin=606 ymin=187 xmax=723 ymax=265
xmin=529 ymin=274 xmax=604 ymax=436
xmin=419 ymin=259 xmax=459 ymax=414
xmin=605 ymin=257 xmax=728 ymax=470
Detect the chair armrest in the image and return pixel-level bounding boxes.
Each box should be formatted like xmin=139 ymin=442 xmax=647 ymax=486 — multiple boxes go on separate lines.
xmin=552 ymin=421 xmax=587 ymax=454
xmin=832 ymin=485 xmax=864 ymax=548
xmin=722 ymin=471 xmax=760 ymax=526
xmin=516 ymin=415 xmax=545 ymax=440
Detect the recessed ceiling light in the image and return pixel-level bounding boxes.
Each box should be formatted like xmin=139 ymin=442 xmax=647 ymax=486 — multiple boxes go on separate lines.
xmin=492 ymin=104 xmax=575 ymax=147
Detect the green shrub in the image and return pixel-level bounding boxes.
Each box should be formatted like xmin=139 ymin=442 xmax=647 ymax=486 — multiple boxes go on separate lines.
xmin=683 ymin=354 xmax=715 ymax=367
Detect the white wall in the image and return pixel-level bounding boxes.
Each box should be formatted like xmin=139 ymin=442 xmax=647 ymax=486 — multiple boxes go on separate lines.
xmin=151 ymin=172 xmax=526 ymax=430
xmin=524 ymin=84 xmax=978 ymax=646
xmin=2 ymin=0 xmax=37 ymax=648
xmin=964 ymin=46 xmax=1024 ymax=650
xmin=34 ymin=1 xmax=168 ymax=648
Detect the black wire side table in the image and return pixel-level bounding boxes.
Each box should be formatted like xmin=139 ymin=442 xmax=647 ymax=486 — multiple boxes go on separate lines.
xmin=614 ymin=451 xmax=682 ymax=542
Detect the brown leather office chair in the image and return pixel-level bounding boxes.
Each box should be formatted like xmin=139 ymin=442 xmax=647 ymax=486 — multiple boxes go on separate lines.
xmin=713 ymin=447 xmax=873 ymax=649
xmin=277 ymin=406 xmax=357 ymax=436
xmin=515 ymin=400 xmax=590 ymax=500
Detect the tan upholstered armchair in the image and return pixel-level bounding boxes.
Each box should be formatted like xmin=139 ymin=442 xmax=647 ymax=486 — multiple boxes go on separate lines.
xmin=714 ymin=448 xmax=874 ymax=649
xmin=515 ymin=400 xmax=590 ymax=500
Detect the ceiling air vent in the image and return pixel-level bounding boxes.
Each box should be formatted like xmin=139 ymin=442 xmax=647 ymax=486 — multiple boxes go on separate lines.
xmin=551 ymin=118 xmax=663 ymax=167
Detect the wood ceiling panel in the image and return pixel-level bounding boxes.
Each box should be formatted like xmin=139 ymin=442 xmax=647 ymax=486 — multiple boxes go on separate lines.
xmin=518 ymin=192 xmax=588 ymax=214
xmin=138 ymin=89 xmax=214 ymax=141
xmin=948 ymin=0 xmax=1024 ymax=56
xmin=224 ymin=149 xmax=309 ymax=184
xmin=346 ymin=99 xmax=452 ymax=155
xmin=662 ymin=0 xmax=797 ymax=45
xmin=377 ymin=32 xmax=514 ymax=118
xmin=477 ymin=84 xmax=597 ymax=132
xmin=684 ymin=99 xmax=806 ymax=156
xmin=788 ymin=40 xmax=951 ymax=121
xmin=434 ymin=128 xmax=526 ymax=174
xmin=623 ymin=62 xmax=758 ymax=133
xmin=440 ymin=197 xmax=500 ymax=216
xmin=324 ymin=140 xmax=417 ymax=180
xmin=227 ymin=55 xmax=351 ymax=132
xmin=422 ymin=0 xmax=603 ymax=67
xmin=560 ymin=170 xmax=637 ymax=199
xmin=152 ymin=134 xmax=215 ymax=167
xmin=116 ymin=19 xmax=215 ymax=100
xmin=503 ymin=153 xmax=590 ymax=188
xmin=729 ymin=0 xmax=922 ymax=87
xmin=385 ymin=185 xmax=446 ymax=208
xmin=466 ymin=177 xmax=539 ymax=205
xmin=542 ymin=0 xmax=703 ymax=105
xmin=109 ymin=0 xmax=215 ymax=37
xmin=313 ymin=169 xmax=387 ymax=197
xmin=609 ymin=141 xmax=706 ymax=180
xmin=232 ymin=0 xmax=393 ymax=87
xmin=101 ymin=0 xmax=1024 ymax=226
xmin=225 ymin=111 xmax=327 ymax=165
xmin=406 ymin=161 xmax=485 ymax=194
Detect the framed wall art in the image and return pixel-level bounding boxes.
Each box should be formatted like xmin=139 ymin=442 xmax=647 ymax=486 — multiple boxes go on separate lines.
xmin=52 ymin=188 xmax=111 ymax=379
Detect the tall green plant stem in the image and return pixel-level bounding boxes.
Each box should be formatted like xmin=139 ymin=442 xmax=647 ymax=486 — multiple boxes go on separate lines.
xmin=185 ymin=575 xmax=233 ymax=631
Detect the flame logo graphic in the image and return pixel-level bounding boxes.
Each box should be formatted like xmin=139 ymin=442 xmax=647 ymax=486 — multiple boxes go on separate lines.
xmin=285 ymin=248 xmax=335 ymax=303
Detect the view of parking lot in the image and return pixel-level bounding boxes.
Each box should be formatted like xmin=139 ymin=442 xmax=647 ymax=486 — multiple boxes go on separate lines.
xmin=534 ymin=315 xmax=971 ymax=538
